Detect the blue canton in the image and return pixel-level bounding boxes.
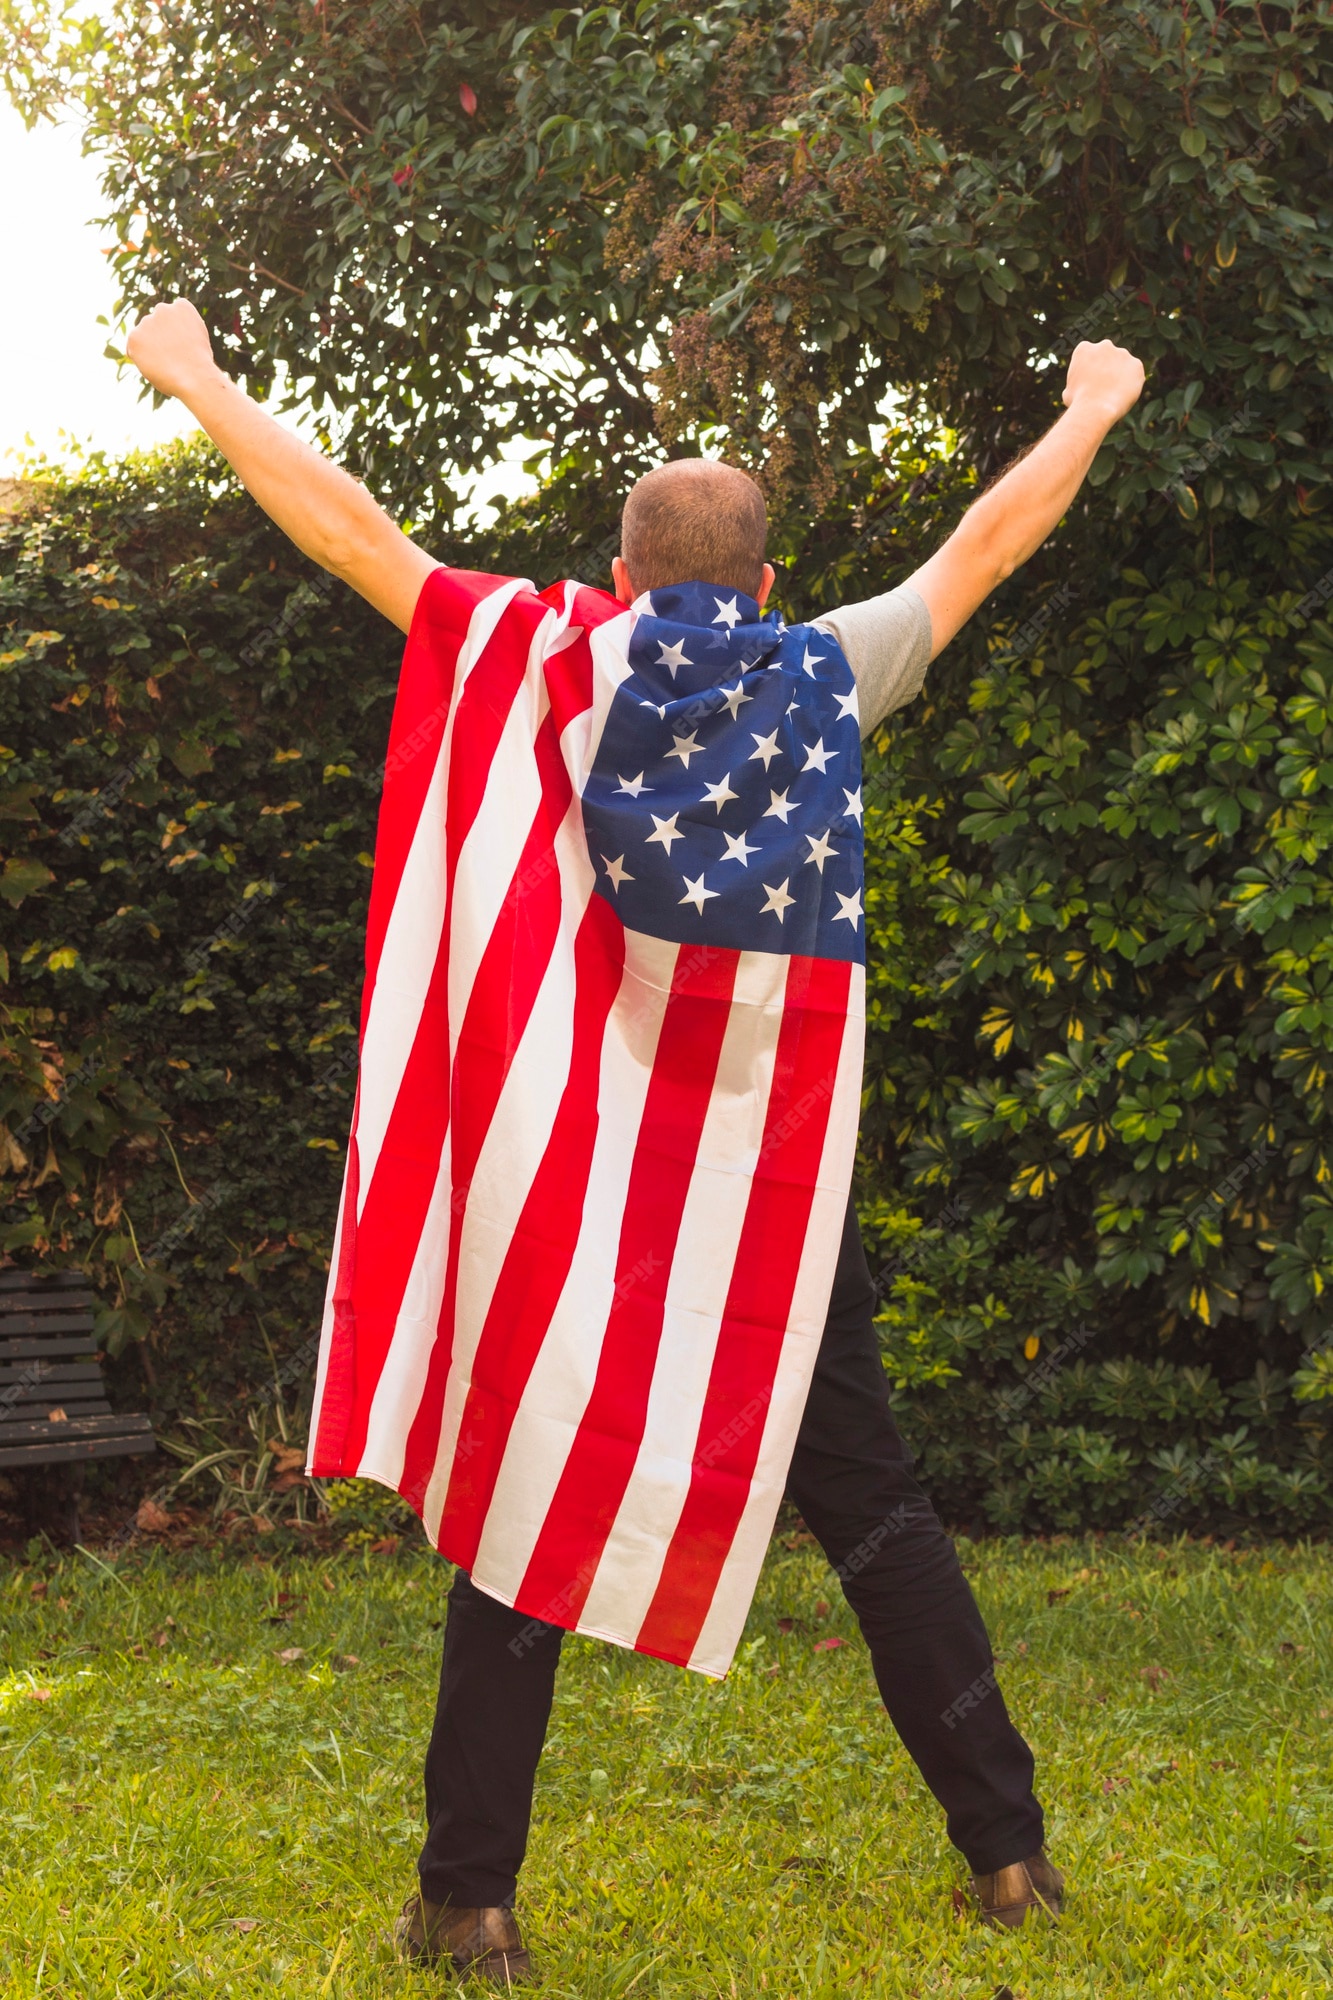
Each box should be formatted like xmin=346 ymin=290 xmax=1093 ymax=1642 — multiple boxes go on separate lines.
xmin=582 ymin=583 xmax=864 ymax=963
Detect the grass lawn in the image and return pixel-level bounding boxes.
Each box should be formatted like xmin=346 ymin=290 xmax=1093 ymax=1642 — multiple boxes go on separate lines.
xmin=0 ymin=1530 xmax=1329 ymax=1998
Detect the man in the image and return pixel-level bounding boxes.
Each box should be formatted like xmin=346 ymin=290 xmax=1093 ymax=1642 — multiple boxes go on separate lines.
xmin=128 ymin=300 xmax=1143 ymax=1985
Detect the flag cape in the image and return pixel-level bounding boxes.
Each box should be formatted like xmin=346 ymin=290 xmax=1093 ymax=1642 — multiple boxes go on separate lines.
xmin=308 ymin=567 xmax=866 ymax=1676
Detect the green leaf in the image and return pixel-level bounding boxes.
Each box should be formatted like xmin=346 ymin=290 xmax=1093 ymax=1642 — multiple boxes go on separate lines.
xmin=170 ymin=736 xmax=213 ymax=777
xmin=1 ymin=857 xmax=55 ymax=906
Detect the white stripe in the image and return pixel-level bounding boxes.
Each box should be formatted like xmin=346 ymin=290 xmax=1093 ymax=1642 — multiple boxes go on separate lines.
xmin=417 ymin=789 xmax=600 ymax=1540
xmin=353 ymin=577 xmax=529 ymax=1207
xmin=568 ymin=608 xmax=634 ymax=796
xmin=577 ymin=947 xmax=790 ymax=1638
xmin=442 ymin=617 xmax=558 ymax=1073
xmin=466 ymin=928 xmax=680 ymax=1604
xmin=686 ymin=962 xmax=866 ymax=1674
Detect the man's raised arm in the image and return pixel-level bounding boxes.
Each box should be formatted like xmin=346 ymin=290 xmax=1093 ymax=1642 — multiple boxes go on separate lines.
xmin=908 ymin=339 xmax=1145 ymax=659
xmin=126 ymin=299 xmax=437 ymax=634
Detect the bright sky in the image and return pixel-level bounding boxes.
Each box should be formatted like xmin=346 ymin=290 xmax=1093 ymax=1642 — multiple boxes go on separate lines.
xmin=0 ymin=101 xmax=534 ymax=520
xmin=0 ymin=102 xmax=196 ymax=466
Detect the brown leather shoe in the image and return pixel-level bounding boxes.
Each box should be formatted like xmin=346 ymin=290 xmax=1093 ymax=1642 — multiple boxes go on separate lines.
xmin=970 ymin=1848 xmax=1064 ymax=1928
xmin=393 ymin=1893 xmax=534 ymax=1985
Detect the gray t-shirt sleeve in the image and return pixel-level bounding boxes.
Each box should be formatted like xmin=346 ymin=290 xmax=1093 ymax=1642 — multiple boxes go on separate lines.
xmin=812 ymin=584 xmax=933 ymax=737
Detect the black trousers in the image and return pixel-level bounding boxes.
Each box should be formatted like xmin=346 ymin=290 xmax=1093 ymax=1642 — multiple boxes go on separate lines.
xmin=419 ymin=1197 xmax=1043 ymax=1906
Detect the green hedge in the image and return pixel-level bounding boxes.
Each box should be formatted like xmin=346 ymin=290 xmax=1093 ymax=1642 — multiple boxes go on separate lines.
xmin=1 ymin=444 xmax=1331 ymax=1535
xmin=0 ymin=445 xmax=397 ymax=1425
xmin=851 ymin=515 xmax=1333 ymax=1535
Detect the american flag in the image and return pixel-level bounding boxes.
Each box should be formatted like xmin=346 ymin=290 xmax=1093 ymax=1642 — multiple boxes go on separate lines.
xmin=308 ymin=568 xmax=866 ymax=1675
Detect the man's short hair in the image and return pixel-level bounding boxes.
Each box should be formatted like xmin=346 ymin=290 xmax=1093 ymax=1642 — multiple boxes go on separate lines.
xmin=620 ymin=459 xmax=767 ymax=598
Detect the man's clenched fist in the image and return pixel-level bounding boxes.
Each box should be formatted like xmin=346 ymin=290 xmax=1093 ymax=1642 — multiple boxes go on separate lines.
xmin=125 ymin=298 xmax=219 ymax=402
xmin=1063 ymin=339 xmax=1145 ymax=426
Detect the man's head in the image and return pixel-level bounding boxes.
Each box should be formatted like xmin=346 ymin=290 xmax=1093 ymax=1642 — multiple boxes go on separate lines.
xmin=612 ymin=458 xmax=775 ymax=608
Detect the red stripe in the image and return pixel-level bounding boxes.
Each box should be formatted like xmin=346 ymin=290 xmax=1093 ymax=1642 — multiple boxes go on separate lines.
xmin=543 ymin=632 xmax=597 ymax=740
xmin=309 ymin=1098 xmax=362 ymax=1467
xmin=396 ymin=711 xmax=577 ymax=1510
xmin=633 ymin=954 xmax=853 ymax=1666
xmin=435 ymin=893 xmax=627 ymax=1568
xmin=317 ymin=585 xmax=551 ymax=1473
xmin=511 ymin=945 xmax=741 ymax=1626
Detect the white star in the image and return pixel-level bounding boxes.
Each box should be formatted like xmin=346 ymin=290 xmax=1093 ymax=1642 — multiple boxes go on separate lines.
xmin=680 ymin=873 xmax=719 ymax=913
xmin=639 ymin=699 xmax=668 ymax=718
xmin=760 ymin=878 xmax=796 ymax=921
xmin=713 ymin=596 xmax=742 ymax=629
xmin=656 ymin=636 xmax=692 ymax=675
xmin=764 ymin=788 xmax=796 ymax=824
xmin=786 ymin=699 xmax=800 ymax=715
xmin=701 ymin=772 xmax=739 ymax=813
xmin=834 ymin=887 xmax=864 ymax=928
xmin=602 ymin=854 xmax=633 ymax=891
xmin=719 ymin=679 xmax=752 ymax=720
xmin=615 ymin=772 xmax=650 ymax=798
xmin=800 ymin=644 xmax=824 ymax=677
xmin=841 ymin=785 xmax=863 ymax=824
xmin=721 ymin=830 xmax=759 ymax=867
xmin=666 ymin=731 xmax=702 ymax=768
xmin=749 ymin=729 xmax=782 ymax=769
xmin=834 ymin=687 xmax=860 ymax=724
xmin=804 ymin=831 xmax=837 ymax=873
xmin=646 ymin=812 xmax=684 ymax=853
xmin=801 ymin=738 xmax=834 ymax=773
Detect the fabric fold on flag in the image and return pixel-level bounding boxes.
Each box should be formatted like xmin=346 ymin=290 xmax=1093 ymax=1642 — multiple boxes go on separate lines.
xmin=308 ymin=566 xmax=866 ymax=1677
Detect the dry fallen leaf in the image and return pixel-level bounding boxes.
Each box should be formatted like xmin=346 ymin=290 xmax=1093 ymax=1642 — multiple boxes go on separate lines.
xmin=1046 ymin=1586 xmax=1072 ymax=1605
xmin=368 ymin=1536 xmax=400 ymax=1555
xmin=276 ymin=1647 xmax=306 ymax=1665
xmin=1138 ymin=1664 xmax=1172 ymax=1689
xmin=27 ymin=1687 xmax=53 ymax=1702
xmin=135 ymin=1498 xmax=172 ymax=1534
xmin=29 ymin=1578 xmax=48 ymax=1600
xmin=333 ymin=1654 xmax=361 ymax=1671
xmin=813 ymin=1636 xmax=847 ymax=1653
xmin=228 ymin=1917 xmax=260 ymax=1933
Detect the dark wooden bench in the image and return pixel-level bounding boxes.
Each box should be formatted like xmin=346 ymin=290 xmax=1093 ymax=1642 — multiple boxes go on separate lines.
xmin=0 ymin=1269 xmax=155 ymax=1539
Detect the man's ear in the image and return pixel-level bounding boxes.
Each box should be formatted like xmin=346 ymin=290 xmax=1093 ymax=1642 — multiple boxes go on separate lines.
xmin=611 ymin=556 xmax=636 ymax=606
xmin=755 ymin=562 xmax=777 ymax=609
